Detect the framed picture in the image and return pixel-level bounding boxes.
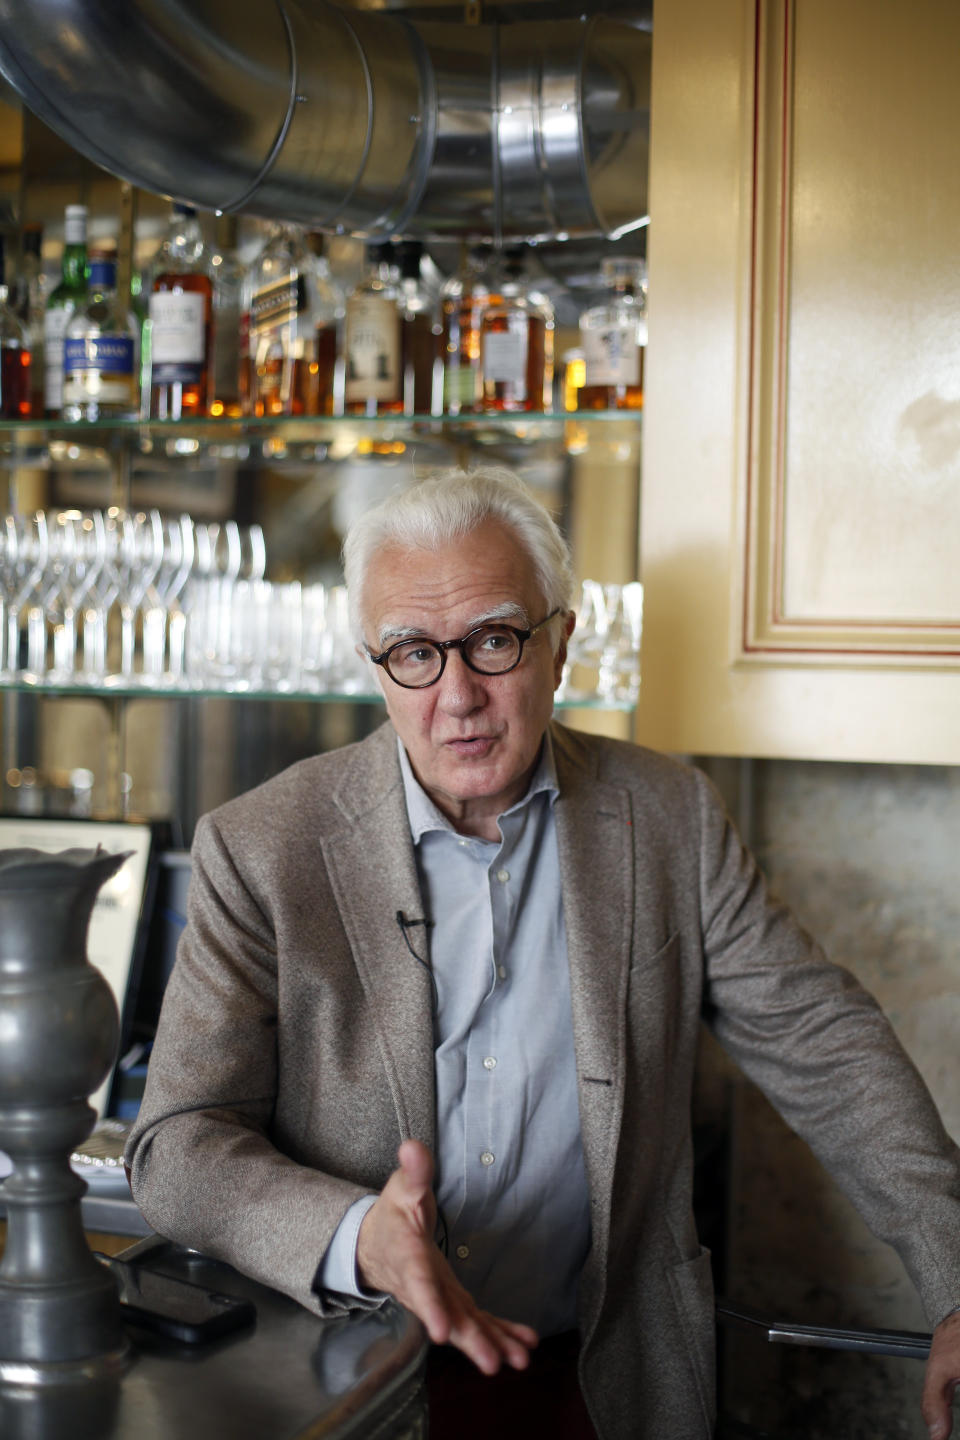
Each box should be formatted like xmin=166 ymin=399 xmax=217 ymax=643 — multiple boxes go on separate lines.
xmin=0 ymin=816 xmax=157 ymax=1118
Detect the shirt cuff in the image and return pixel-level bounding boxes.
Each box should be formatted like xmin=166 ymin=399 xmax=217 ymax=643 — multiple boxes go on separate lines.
xmin=313 ymin=1194 xmax=379 ymax=1301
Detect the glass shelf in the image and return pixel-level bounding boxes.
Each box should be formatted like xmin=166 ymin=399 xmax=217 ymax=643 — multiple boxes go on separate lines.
xmin=0 ymin=410 xmax=641 ymax=471
xmin=0 ymin=678 xmax=636 ymax=712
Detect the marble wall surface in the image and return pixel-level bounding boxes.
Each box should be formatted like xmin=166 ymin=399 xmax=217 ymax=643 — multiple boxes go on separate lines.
xmin=697 ymin=757 xmax=960 ymax=1440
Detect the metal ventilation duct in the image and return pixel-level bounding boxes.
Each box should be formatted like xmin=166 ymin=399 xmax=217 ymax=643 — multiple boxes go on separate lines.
xmin=0 ymin=0 xmax=649 ymax=243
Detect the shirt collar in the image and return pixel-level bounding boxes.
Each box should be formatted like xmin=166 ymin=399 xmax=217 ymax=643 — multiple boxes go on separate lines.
xmin=398 ymin=728 xmax=559 ymax=844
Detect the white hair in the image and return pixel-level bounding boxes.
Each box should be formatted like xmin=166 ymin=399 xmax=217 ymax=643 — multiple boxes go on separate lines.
xmin=342 ymin=465 xmax=574 ymax=643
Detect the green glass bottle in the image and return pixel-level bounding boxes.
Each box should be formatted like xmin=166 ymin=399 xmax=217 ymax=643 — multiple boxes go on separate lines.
xmin=43 ymin=203 xmax=89 ymax=417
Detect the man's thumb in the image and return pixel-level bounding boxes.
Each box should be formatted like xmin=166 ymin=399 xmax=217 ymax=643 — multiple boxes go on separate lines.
xmin=397 ymin=1138 xmax=435 ymax=1190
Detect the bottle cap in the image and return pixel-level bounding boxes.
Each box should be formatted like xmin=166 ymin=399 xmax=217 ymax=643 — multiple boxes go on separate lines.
xmin=600 ymin=256 xmax=646 ymax=290
xmin=64 ymin=204 xmax=88 ymax=245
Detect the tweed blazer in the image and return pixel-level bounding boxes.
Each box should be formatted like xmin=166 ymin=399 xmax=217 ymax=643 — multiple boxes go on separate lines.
xmin=127 ymin=721 xmax=960 ymax=1440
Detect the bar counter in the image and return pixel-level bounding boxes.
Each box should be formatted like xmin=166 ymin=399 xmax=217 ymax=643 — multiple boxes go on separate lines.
xmin=0 ymin=1228 xmax=428 ymax=1440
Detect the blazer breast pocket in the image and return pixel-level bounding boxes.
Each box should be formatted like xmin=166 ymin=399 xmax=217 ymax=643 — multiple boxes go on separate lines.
xmin=626 ymin=929 xmax=687 ymax=1072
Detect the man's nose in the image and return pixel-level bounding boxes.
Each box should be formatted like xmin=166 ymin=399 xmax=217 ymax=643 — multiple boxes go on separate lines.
xmin=435 ymin=648 xmax=488 ymax=712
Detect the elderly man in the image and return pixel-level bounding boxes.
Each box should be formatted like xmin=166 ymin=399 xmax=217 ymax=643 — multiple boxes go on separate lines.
xmin=127 ymin=466 xmax=960 ymax=1440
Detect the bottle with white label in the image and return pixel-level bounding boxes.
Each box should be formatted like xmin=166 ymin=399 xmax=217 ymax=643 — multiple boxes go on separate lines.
xmin=479 ymin=247 xmax=554 ymax=413
xmin=43 ymin=204 xmax=88 ymax=417
xmin=148 ymin=203 xmax=213 ymax=420
xmin=249 ymin=223 xmax=344 ymax=417
xmin=577 ymin=257 xmax=647 ymax=411
xmin=62 ymin=255 xmax=139 ymax=422
xmin=344 ymin=243 xmax=402 ymax=416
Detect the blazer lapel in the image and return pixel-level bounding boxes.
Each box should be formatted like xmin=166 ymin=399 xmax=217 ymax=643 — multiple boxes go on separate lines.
xmin=320 ymin=725 xmax=437 ymax=1149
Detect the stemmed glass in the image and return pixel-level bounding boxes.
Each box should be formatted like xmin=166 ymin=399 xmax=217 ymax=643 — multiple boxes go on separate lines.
xmin=141 ymin=514 xmax=196 ymax=686
xmin=103 ymin=508 xmax=164 ymax=685
xmin=207 ymin=520 xmax=267 ymax=584
xmin=597 ymin=582 xmax=644 ymax=704
xmin=81 ymin=511 xmax=123 ymax=681
xmin=559 ymin=579 xmax=610 ymax=702
xmin=0 ymin=511 xmax=49 ymax=681
xmin=45 ymin=510 xmax=107 ymax=682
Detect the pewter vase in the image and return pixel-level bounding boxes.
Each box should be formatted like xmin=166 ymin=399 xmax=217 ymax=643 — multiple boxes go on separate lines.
xmin=0 ymin=846 xmax=131 ymax=1383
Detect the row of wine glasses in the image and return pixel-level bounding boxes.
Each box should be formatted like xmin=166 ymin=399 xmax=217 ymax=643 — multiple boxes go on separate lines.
xmin=558 ymin=579 xmax=644 ymax=705
xmin=0 ymin=508 xmax=267 ymax=687
xmin=0 ymin=514 xmax=640 ymax=704
xmin=185 ymin=578 xmax=371 ymax=695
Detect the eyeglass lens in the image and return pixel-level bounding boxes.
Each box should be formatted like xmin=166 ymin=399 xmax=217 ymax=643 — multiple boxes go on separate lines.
xmin=386 ymin=625 xmax=522 ymax=685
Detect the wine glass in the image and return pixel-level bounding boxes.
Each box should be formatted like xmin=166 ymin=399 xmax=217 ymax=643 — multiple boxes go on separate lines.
xmin=103 ymin=508 xmax=164 ymax=684
xmin=598 ymin=581 xmax=644 ymax=704
xmin=46 ymin=510 xmax=107 ymax=682
xmin=558 ymin=579 xmax=610 ymax=702
xmin=141 ymin=514 xmax=196 ymax=686
xmin=0 ymin=511 xmax=49 ymax=681
xmin=81 ymin=510 xmax=123 ymax=681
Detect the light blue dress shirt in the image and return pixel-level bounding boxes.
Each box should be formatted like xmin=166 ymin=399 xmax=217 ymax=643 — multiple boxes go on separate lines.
xmin=318 ymin=734 xmax=591 ymax=1337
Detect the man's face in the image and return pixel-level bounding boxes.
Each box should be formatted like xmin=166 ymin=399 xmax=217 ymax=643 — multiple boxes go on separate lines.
xmin=361 ymin=519 xmax=572 ymax=838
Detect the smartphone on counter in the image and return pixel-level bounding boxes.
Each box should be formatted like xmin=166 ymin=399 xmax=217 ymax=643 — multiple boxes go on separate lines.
xmin=94 ymin=1252 xmax=256 ymax=1344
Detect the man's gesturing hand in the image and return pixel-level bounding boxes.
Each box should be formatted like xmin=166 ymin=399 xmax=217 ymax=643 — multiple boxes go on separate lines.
xmin=923 ymin=1307 xmax=960 ymax=1439
xmin=357 ymin=1139 xmax=539 ymax=1375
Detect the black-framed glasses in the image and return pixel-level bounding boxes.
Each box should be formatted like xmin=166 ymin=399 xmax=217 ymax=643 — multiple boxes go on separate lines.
xmin=367 ymin=608 xmax=561 ymax=689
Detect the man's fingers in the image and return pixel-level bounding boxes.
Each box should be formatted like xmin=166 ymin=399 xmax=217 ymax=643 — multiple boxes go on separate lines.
xmin=357 ymin=1140 xmax=541 ymax=1378
xmin=921 ymin=1310 xmax=960 ymax=1440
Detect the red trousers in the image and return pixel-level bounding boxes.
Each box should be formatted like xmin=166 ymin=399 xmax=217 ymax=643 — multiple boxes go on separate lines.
xmin=426 ymin=1331 xmax=598 ymax=1440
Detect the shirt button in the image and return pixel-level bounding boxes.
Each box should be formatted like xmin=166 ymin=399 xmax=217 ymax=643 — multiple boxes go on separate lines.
xmin=480 ymin=1150 xmax=495 ymax=1166
xmin=456 ymin=1244 xmax=470 ymax=1260
xmin=496 ymin=868 xmax=510 ymax=883
xmin=498 ymin=965 xmax=507 ymax=980
xmin=483 ymin=1056 xmax=497 ymax=1071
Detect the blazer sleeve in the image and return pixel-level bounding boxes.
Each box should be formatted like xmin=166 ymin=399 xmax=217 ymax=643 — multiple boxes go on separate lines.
xmin=125 ymin=811 xmax=382 ymax=1319
xmin=692 ymin=766 xmax=960 ymax=1328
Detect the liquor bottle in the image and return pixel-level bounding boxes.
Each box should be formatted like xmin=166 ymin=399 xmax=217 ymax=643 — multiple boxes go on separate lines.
xmin=396 ymin=240 xmax=440 ymax=415
xmin=344 ymin=242 xmax=402 ymax=416
xmin=440 ymin=243 xmax=492 ymax=415
xmin=209 ymin=214 xmax=245 ymax=418
xmin=43 ymin=203 xmax=88 ymax=417
xmin=577 ymin=257 xmax=647 ymax=411
xmin=479 ymin=246 xmax=554 ymax=413
xmin=149 ymin=202 xmax=213 ymax=420
xmin=249 ymin=223 xmax=343 ymax=416
xmin=0 ymin=237 xmax=31 ymax=419
xmin=14 ymin=224 xmax=46 ymax=417
xmin=15 ymin=226 xmax=48 ymax=397
xmin=62 ymin=254 xmax=139 ymax=422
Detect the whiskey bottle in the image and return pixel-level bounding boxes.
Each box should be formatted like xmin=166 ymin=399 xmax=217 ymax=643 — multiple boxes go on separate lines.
xmin=577 ymin=257 xmax=647 ymax=411
xmin=43 ymin=204 xmax=88 ymax=417
xmin=149 ymin=203 xmax=213 ymax=420
xmin=396 ymin=240 xmax=440 ymax=415
xmin=479 ymin=247 xmax=554 ymax=413
xmin=344 ymin=243 xmax=402 ymax=416
xmin=249 ymin=224 xmax=344 ymax=416
xmin=0 ymin=238 xmax=31 ymax=419
xmin=440 ymin=244 xmax=492 ymax=416
xmin=62 ymin=254 xmax=139 ymax=422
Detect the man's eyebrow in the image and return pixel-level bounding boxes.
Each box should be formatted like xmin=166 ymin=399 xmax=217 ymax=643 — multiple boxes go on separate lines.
xmin=375 ymin=601 xmax=529 ymax=650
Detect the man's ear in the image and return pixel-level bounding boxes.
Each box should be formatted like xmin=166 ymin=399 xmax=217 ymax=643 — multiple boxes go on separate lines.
xmin=553 ymin=609 xmax=576 ymax=687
